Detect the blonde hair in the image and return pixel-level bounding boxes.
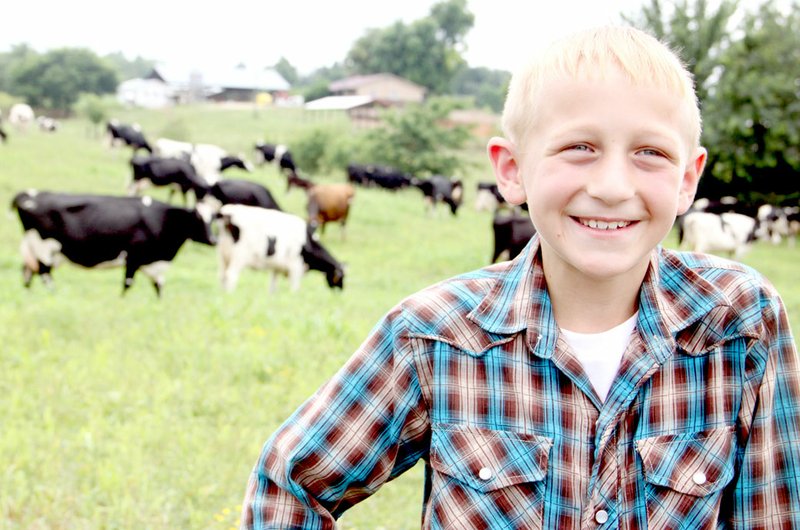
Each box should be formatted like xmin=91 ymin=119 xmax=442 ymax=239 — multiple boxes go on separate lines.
xmin=501 ymin=25 xmax=702 ymax=148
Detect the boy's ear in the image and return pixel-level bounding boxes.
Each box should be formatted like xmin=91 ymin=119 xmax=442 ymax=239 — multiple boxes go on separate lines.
xmin=487 ymin=137 xmax=527 ymax=205
xmin=676 ymin=146 xmax=707 ymax=215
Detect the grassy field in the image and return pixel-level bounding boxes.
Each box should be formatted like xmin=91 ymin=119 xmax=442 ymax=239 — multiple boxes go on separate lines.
xmin=0 ymin=106 xmax=797 ymax=530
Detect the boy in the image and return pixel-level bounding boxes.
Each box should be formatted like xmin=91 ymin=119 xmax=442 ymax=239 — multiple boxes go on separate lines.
xmin=242 ymin=26 xmax=800 ymax=529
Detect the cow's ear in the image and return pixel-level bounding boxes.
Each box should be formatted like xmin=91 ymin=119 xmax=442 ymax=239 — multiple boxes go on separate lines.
xmin=488 ymin=137 xmax=527 ymax=206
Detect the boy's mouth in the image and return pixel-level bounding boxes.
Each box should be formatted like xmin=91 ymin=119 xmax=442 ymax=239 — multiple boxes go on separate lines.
xmin=576 ymin=218 xmax=633 ymax=230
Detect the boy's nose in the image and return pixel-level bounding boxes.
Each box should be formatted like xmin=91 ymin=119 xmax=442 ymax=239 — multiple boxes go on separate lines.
xmin=585 ymin=156 xmax=636 ymax=204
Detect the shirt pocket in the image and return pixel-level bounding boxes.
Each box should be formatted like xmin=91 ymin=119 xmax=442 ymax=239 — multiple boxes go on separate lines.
xmin=635 ymin=426 xmax=736 ymax=528
xmin=427 ymin=423 xmax=552 ymax=529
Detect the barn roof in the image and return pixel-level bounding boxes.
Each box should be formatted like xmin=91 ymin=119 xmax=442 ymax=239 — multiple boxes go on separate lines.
xmin=304 ymin=95 xmax=374 ymax=110
xmin=329 ymin=73 xmax=423 ymax=92
xmin=145 ymin=63 xmax=290 ymax=91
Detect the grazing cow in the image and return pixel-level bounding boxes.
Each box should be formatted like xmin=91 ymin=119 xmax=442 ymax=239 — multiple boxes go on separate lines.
xmin=287 ymin=170 xmax=315 ymax=192
xmin=129 ymin=155 xmax=210 ymax=204
xmin=347 ymin=163 xmax=413 ymax=190
xmin=491 ymin=211 xmax=537 ymax=263
xmin=414 ymin=175 xmax=463 ymax=215
xmin=756 ymin=203 xmax=796 ymax=244
xmin=306 ymin=183 xmax=355 ymax=237
xmin=785 ymin=207 xmax=800 ymax=247
xmin=475 ymin=182 xmax=507 ymax=212
xmin=217 ymin=205 xmax=344 ymax=293
xmin=346 ymin=163 xmax=369 ymax=186
xmin=679 ymin=211 xmax=759 ymax=259
xmin=204 ymin=179 xmax=282 ymax=211
xmin=155 ymin=138 xmax=251 ymax=184
xmin=12 ymin=190 xmax=215 ymax=296
xmin=37 ymin=116 xmax=59 ymax=132
xmin=254 ymin=142 xmax=296 ymax=174
xmin=8 ymin=103 xmax=35 ymax=131
xmin=107 ymin=120 xmax=153 ymax=153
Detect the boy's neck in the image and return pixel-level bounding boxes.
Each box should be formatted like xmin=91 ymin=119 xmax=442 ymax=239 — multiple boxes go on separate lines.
xmin=541 ymin=253 xmax=647 ymax=334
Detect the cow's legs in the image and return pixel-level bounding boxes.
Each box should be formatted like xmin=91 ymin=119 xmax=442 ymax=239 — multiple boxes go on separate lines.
xmin=122 ymin=262 xmax=138 ymax=295
xmin=38 ymin=264 xmax=54 ymax=289
xmin=287 ymin=263 xmax=304 ymax=292
xmin=222 ymin=264 xmax=241 ymax=293
xmin=141 ymin=261 xmax=169 ymax=298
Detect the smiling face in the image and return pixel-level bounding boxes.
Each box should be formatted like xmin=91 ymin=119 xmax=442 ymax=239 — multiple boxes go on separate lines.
xmin=490 ymin=67 xmax=706 ymax=286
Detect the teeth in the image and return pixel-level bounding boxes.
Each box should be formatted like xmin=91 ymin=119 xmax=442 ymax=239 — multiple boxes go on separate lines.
xmin=581 ymin=219 xmax=631 ymax=230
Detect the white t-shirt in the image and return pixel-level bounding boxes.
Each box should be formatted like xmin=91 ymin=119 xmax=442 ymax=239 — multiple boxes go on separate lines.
xmin=560 ymin=312 xmax=638 ymax=402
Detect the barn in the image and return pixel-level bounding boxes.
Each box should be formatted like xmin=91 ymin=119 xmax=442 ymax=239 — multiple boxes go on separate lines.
xmin=305 ymin=73 xmax=426 ymax=126
xmin=117 ymin=64 xmax=290 ymax=107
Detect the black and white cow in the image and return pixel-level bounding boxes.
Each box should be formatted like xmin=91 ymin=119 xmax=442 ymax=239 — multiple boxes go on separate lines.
xmin=204 ymin=179 xmax=282 ymax=211
xmin=679 ymin=211 xmax=759 ymax=259
xmin=347 ymin=163 xmax=413 ymax=190
xmin=156 ymin=138 xmax=252 ymax=184
xmin=413 ymin=175 xmax=464 ymax=215
xmin=37 ymin=116 xmax=59 ymax=132
xmin=254 ymin=142 xmax=296 ymax=174
xmin=12 ymin=190 xmax=215 ymax=296
xmin=129 ymin=155 xmax=210 ymax=204
xmin=474 ymin=182 xmax=506 ymax=211
xmin=107 ymin=120 xmax=153 ymax=153
xmin=491 ymin=211 xmax=537 ymax=263
xmin=216 ymin=204 xmax=344 ymax=293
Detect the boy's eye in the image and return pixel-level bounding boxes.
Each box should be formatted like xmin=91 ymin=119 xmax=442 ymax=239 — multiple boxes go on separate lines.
xmin=567 ymin=144 xmax=592 ymax=152
xmin=639 ymin=148 xmax=666 ymax=157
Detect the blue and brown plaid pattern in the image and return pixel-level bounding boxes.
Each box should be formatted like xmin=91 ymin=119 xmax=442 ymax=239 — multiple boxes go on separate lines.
xmin=242 ymin=236 xmax=800 ymax=529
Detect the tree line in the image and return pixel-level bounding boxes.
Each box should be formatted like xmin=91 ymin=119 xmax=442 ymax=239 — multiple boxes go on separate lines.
xmin=0 ymin=0 xmax=796 ymax=203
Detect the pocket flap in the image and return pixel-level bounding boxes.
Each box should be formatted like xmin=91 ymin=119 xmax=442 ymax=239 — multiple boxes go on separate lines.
xmin=635 ymin=426 xmax=736 ymax=497
xmin=430 ymin=423 xmax=552 ymax=493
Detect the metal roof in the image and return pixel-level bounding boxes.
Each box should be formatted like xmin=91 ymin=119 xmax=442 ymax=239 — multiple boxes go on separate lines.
xmin=304 ymin=95 xmax=374 ymax=110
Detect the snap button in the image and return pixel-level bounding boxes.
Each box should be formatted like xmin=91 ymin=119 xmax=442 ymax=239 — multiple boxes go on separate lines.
xmin=478 ymin=467 xmax=492 ymax=481
xmin=692 ymin=471 xmax=707 ymax=485
xmin=595 ymin=509 xmax=609 ymax=524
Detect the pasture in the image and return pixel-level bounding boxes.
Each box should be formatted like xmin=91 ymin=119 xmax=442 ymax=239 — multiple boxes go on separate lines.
xmin=1 ymin=106 xmax=798 ymax=530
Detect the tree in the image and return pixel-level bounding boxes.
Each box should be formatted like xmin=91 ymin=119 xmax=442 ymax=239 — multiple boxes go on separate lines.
xmin=623 ymin=0 xmax=738 ymax=105
xmin=102 ymin=52 xmax=155 ymax=81
xmin=700 ymin=2 xmax=800 ymax=202
xmin=450 ymin=66 xmax=510 ymax=112
xmin=274 ymin=57 xmax=299 ymax=87
xmin=346 ymin=0 xmax=474 ymax=93
xmin=364 ymin=97 xmax=471 ymax=177
xmin=0 ymin=44 xmax=39 ymax=94
xmin=10 ymin=48 xmax=118 ymax=112
xmin=73 ymin=93 xmax=119 ymax=137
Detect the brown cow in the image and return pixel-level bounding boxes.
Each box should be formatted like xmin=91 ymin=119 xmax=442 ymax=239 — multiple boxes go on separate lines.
xmin=306 ymin=183 xmax=355 ymax=239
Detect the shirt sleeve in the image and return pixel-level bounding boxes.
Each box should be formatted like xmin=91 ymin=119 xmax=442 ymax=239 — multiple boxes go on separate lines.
xmin=730 ymin=291 xmax=800 ymax=527
xmin=241 ymin=305 xmax=430 ymax=530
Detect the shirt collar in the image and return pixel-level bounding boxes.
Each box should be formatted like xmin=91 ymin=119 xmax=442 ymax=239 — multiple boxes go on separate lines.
xmin=466 ymin=236 xmax=761 ymax=360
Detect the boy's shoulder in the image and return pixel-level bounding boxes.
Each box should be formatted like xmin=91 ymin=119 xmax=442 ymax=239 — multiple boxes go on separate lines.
xmin=659 ymin=247 xmax=783 ymax=324
xmin=390 ymin=260 xmax=521 ymax=352
xmin=662 ymin=247 xmax=776 ymax=295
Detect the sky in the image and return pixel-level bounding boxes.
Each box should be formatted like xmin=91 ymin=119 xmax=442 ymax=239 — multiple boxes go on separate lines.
xmin=2 ymin=0 xmax=653 ymax=75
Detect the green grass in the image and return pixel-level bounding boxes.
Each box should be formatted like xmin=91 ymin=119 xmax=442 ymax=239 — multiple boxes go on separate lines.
xmin=0 ymin=106 xmax=797 ymax=529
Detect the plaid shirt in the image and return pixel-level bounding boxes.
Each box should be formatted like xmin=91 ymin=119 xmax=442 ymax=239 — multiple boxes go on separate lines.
xmin=242 ymin=236 xmax=800 ymax=529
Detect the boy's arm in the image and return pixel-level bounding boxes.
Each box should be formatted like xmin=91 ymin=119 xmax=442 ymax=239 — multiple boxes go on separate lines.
xmin=731 ymin=293 xmax=800 ymax=527
xmin=241 ymin=307 xmax=429 ymax=529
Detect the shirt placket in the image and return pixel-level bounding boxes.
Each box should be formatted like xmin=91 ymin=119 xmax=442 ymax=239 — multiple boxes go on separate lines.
xmin=582 ymin=336 xmax=664 ymax=529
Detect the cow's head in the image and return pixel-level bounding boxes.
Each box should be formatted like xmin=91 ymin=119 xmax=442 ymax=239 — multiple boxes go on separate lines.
xmin=192 ymin=202 xmax=218 ymax=245
xmin=301 ymin=228 xmax=344 ymax=290
xmin=220 ymin=155 xmax=253 ymax=172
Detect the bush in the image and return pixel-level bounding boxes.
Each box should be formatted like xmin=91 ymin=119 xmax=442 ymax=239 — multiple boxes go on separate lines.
xmin=0 ymin=91 xmax=24 ymax=115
